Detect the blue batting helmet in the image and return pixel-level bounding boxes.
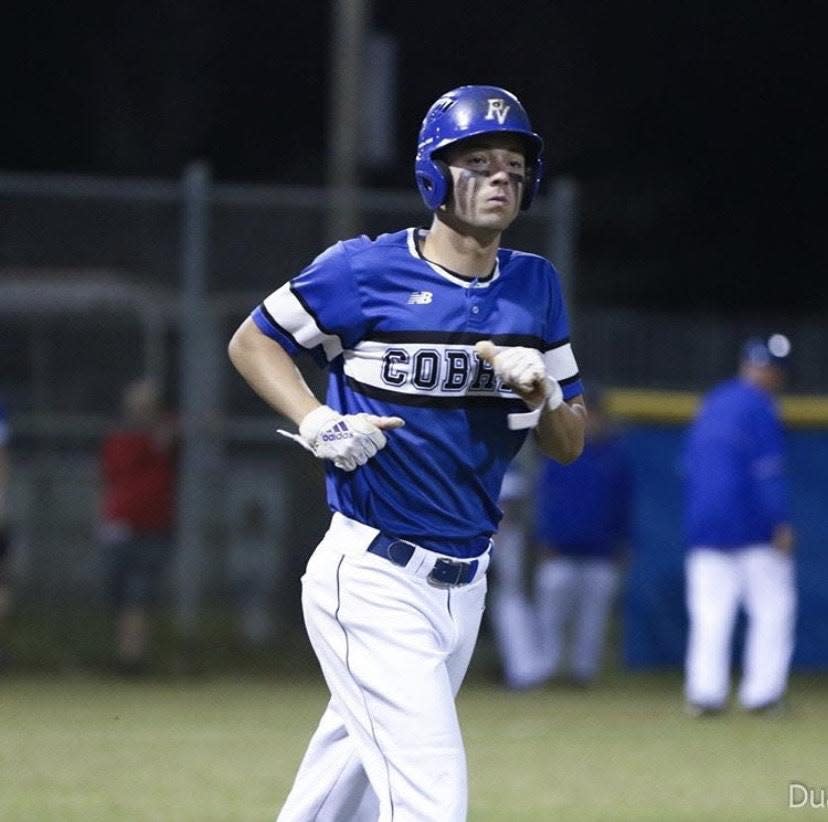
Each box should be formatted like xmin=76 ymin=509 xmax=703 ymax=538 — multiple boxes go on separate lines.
xmin=415 ymin=85 xmax=544 ymax=211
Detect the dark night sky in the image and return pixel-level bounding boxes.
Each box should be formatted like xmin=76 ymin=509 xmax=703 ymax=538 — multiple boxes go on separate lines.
xmin=2 ymin=1 xmax=824 ymax=311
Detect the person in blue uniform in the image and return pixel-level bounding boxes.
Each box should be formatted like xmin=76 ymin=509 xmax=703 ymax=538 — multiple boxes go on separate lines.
xmin=534 ymin=387 xmax=631 ymax=685
xmin=229 ymin=86 xmax=586 ymax=821
xmin=683 ymin=335 xmax=796 ymax=715
xmin=488 ymin=461 xmax=541 ymax=690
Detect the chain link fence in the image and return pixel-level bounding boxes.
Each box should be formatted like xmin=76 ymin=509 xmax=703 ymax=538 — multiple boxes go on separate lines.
xmin=1 ymin=168 xmax=823 ymax=661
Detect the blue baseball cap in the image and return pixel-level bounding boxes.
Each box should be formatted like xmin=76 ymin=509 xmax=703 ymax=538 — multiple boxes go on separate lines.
xmin=741 ymin=334 xmax=792 ymax=368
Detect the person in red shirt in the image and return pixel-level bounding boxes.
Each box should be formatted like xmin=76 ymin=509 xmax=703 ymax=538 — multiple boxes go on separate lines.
xmin=100 ymin=378 xmax=176 ymax=673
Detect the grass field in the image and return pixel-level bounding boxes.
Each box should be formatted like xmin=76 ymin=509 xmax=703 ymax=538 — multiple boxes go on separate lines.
xmin=1 ymin=670 xmax=827 ymax=821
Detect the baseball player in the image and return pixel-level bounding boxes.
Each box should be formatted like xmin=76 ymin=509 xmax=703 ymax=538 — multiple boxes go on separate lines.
xmin=229 ymin=85 xmax=585 ymax=821
xmin=683 ymin=335 xmax=796 ymax=716
xmin=488 ymin=463 xmax=546 ymax=690
xmin=534 ymin=387 xmax=631 ymax=686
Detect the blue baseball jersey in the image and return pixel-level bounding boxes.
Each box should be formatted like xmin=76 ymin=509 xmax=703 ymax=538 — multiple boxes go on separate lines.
xmin=535 ymin=434 xmax=631 ymax=558
xmin=683 ymin=378 xmax=789 ymax=549
xmin=252 ymin=227 xmax=582 ymax=556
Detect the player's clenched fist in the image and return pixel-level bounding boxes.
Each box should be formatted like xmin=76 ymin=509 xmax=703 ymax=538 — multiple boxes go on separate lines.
xmin=475 ymin=340 xmax=563 ymax=412
xmin=279 ymin=405 xmax=405 ymax=471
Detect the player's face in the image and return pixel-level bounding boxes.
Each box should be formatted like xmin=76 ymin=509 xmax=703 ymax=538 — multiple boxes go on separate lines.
xmin=442 ymin=135 xmax=527 ymax=231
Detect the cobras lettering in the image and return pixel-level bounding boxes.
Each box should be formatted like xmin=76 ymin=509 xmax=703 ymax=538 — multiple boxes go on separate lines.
xmin=380 ymin=347 xmax=506 ymax=394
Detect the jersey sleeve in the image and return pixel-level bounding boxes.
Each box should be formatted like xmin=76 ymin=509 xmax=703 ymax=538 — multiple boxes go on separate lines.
xmin=251 ymin=241 xmax=368 ymax=367
xmin=541 ymin=262 xmax=583 ymax=400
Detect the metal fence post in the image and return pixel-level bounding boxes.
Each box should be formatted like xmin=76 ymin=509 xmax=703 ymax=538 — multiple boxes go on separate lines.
xmin=175 ymin=161 xmax=221 ymax=642
xmin=547 ymin=176 xmax=579 ymax=337
xmin=326 ymin=0 xmax=369 ymax=245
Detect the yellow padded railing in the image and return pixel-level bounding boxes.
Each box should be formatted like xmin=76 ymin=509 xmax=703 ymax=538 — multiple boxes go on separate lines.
xmin=604 ymin=389 xmax=828 ymax=428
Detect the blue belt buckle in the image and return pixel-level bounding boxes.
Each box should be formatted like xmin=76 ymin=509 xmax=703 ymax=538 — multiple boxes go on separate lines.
xmin=368 ymin=532 xmax=481 ymax=587
xmin=427 ymin=558 xmax=478 ymax=588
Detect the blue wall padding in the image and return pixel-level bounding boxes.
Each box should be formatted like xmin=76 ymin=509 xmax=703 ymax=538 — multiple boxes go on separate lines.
xmin=622 ymin=426 xmax=828 ymax=669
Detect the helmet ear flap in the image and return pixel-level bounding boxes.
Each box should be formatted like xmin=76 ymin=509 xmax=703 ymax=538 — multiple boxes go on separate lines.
xmin=432 ymin=158 xmax=452 ymax=208
xmin=415 ymin=157 xmax=453 ymax=210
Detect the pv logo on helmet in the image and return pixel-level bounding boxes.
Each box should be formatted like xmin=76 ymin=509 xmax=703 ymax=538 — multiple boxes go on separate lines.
xmin=485 ymin=99 xmax=511 ymax=124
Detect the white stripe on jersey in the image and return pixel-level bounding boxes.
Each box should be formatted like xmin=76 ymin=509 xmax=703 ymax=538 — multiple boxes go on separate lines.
xmin=343 ymin=340 xmax=579 ymax=399
xmin=543 ymin=343 xmax=579 ymax=384
xmin=263 ymin=283 xmax=343 ymax=361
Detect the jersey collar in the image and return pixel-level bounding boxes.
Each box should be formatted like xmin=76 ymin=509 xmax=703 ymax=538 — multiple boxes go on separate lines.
xmin=407 ymin=228 xmax=500 ymax=289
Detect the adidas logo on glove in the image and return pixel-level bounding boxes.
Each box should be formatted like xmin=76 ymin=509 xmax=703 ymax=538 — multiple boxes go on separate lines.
xmin=321 ymin=422 xmax=353 ymax=442
xmin=278 ymin=406 xmax=405 ymax=472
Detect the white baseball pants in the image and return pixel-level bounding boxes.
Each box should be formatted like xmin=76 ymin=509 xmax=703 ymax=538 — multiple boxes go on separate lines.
xmin=684 ymin=545 xmax=797 ymax=710
xmin=277 ymin=513 xmax=488 ymax=822
xmin=535 ymin=556 xmax=619 ymax=682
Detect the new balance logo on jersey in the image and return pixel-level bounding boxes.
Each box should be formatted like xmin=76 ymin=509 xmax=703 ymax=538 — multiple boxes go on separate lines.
xmin=407 ymin=291 xmax=433 ymax=305
xmin=321 ymin=421 xmax=353 ymax=442
xmin=485 ymin=99 xmax=510 ymax=124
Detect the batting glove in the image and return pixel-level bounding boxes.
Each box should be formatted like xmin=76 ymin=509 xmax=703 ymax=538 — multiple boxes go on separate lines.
xmin=278 ymin=405 xmax=403 ymax=471
xmin=475 ymin=341 xmax=563 ymax=430
xmin=477 ymin=343 xmax=563 ymax=411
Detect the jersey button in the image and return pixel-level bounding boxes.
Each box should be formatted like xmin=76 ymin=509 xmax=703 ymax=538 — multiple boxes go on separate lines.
xmin=471 ymin=305 xmax=480 ymax=314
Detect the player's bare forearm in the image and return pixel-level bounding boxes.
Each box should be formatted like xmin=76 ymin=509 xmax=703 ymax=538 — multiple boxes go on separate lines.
xmin=228 ymin=317 xmax=320 ymax=425
xmin=534 ymin=395 xmax=586 ymax=463
xmin=472 ymin=341 xmax=585 ymax=463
